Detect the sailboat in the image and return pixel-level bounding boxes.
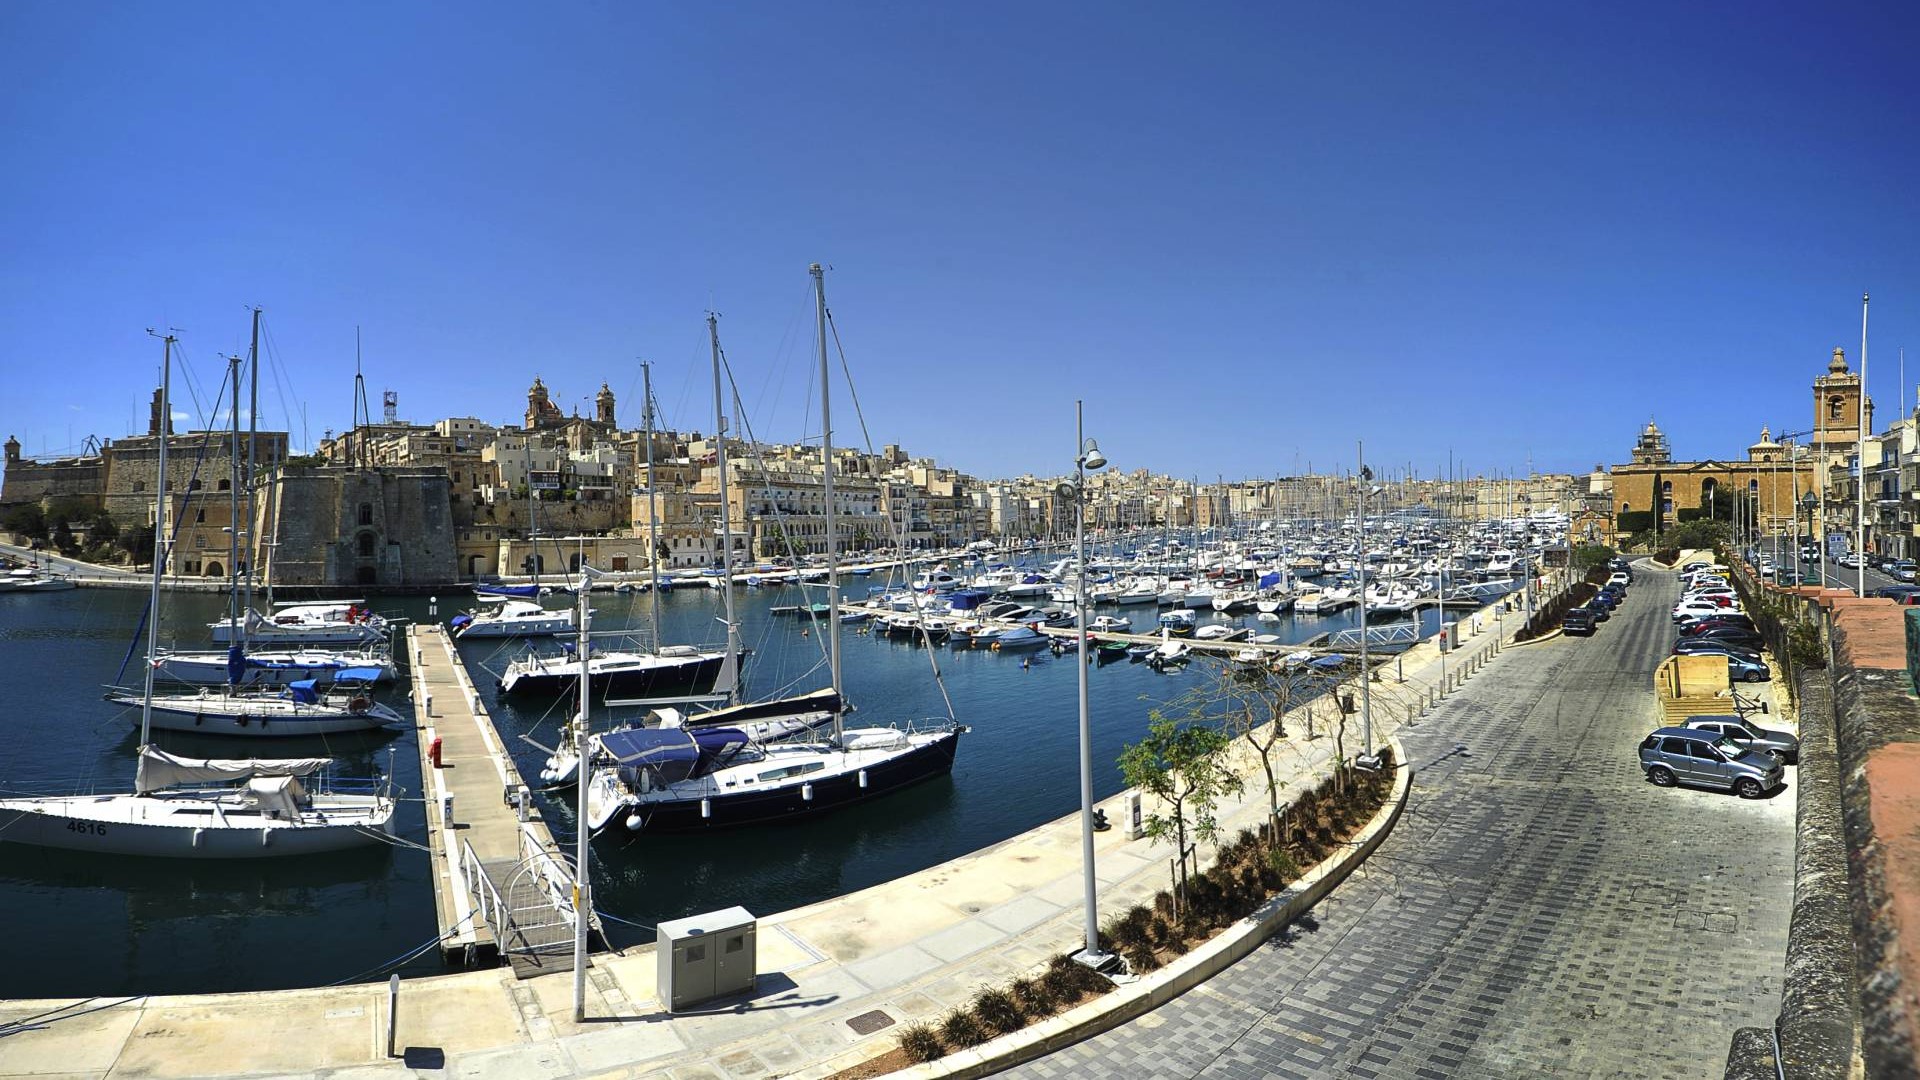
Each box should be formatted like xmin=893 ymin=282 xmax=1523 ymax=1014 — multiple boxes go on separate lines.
xmin=0 ymin=333 xmax=396 ymax=857
xmin=584 ymin=267 xmax=965 ymax=834
xmin=498 ymin=360 xmax=737 ymax=703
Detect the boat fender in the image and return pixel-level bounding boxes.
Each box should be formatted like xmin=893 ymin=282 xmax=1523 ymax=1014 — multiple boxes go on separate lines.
xmin=192 ymin=828 xmax=205 ymax=848
xmin=858 ymin=769 xmax=868 ymax=789
xmin=802 ymin=783 xmax=814 ymax=802
xmin=700 ymin=798 xmax=711 ymax=819
xmin=237 ymin=715 xmax=248 ymax=727
xmin=194 ymin=714 xmax=203 ymax=726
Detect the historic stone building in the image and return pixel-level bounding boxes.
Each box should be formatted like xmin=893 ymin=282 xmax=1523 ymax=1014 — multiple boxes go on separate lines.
xmin=260 ymin=465 xmax=455 ymax=587
xmin=1610 ymin=419 xmax=1812 ymax=542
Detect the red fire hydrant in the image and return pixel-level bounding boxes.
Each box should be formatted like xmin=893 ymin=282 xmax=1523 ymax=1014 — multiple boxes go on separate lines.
xmin=429 ymin=735 xmax=444 ymax=769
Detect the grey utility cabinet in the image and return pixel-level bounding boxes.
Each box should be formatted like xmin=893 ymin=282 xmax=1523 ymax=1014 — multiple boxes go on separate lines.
xmin=656 ymin=906 xmax=757 ymax=1012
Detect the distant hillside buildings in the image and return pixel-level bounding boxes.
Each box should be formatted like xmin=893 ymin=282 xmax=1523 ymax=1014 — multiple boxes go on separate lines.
xmin=3 ymin=374 xmax=1580 ymax=587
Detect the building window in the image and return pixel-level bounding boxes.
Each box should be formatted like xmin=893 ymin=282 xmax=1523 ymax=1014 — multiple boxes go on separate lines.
xmin=217 ymin=479 xmax=231 ymax=491
xmin=195 ymin=509 xmax=205 ymax=523
xmin=358 ymin=533 xmax=376 ymax=558
xmin=189 ymin=478 xmax=203 ymax=490
xmin=1831 ymin=395 xmax=1845 ymax=421
xmin=133 ymin=480 xmax=145 ymax=492
xmin=358 ymin=503 xmax=373 ymax=526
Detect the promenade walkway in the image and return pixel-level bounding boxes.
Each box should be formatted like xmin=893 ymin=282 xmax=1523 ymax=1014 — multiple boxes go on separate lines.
xmin=0 ymin=591 xmax=1542 ymax=1080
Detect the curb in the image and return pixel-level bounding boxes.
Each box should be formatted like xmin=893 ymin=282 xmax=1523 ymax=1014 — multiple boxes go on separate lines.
xmin=877 ymin=736 xmax=1413 ymax=1080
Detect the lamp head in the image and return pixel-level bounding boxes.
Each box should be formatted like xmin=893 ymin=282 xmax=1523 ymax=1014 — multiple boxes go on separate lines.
xmin=1080 ymin=440 xmax=1107 ymax=471
xmin=1055 ymin=481 xmax=1079 ymax=500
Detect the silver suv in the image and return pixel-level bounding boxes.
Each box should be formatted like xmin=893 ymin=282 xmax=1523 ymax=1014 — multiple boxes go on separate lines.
xmin=1682 ymin=716 xmax=1800 ymax=766
xmin=1638 ymin=726 xmax=1783 ymax=798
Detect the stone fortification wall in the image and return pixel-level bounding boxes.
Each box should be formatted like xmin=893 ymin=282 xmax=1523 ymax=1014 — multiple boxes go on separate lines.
xmin=267 ymin=467 xmax=455 ymax=586
xmin=472 ymin=497 xmax=621 ymax=535
xmin=100 ymin=433 xmax=288 ymax=529
xmin=0 ymin=456 xmax=106 ymax=512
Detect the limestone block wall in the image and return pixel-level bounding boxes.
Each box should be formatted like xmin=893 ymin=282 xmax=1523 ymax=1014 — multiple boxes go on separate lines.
xmin=267 ymin=467 xmax=456 ymax=586
xmin=0 ymin=457 xmax=105 ymax=512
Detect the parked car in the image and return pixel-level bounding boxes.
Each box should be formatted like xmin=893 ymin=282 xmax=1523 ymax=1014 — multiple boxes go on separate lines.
xmin=1672 ymin=638 xmax=1764 ymax=662
xmin=1561 ymin=608 xmax=1596 ymax=636
xmin=1896 ymin=561 xmax=1918 ymax=583
xmin=1722 ymin=653 xmax=1772 ymax=683
xmin=1870 ymin=584 xmax=1920 ymax=601
xmin=1589 ymin=591 xmax=1617 ymax=613
xmin=1638 ymin=727 xmax=1784 ymax=797
xmin=1838 ymin=553 xmax=1861 ymax=569
xmin=1673 ymin=600 xmax=1726 ymax=622
xmin=1692 ymin=625 xmax=1767 ymax=650
xmin=1607 ymin=571 xmax=1631 ymax=588
xmin=1680 ymin=615 xmax=1756 ymax=635
xmin=1683 ymin=716 xmax=1799 ymax=765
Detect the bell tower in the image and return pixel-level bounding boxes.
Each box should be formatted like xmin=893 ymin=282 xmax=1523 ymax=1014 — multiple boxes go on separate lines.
xmin=596 ymin=382 xmax=616 ymax=427
xmin=1812 ymin=347 xmax=1868 ymax=467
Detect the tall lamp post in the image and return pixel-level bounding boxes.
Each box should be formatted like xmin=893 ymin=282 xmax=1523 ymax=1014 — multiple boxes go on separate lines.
xmin=1356 ymin=442 xmax=1383 ymax=770
xmin=1058 ymin=400 xmax=1112 ymax=971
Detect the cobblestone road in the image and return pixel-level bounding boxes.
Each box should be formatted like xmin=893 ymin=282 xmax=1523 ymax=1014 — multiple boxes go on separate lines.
xmin=1004 ymin=564 xmax=1795 ymax=1079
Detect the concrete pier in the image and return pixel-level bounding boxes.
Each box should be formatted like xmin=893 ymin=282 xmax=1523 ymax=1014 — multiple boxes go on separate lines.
xmin=407 ymin=623 xmax=599 ymax=973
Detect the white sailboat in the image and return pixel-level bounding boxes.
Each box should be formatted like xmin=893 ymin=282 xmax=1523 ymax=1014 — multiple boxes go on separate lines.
xmin=585 ymin=268 xmax=965 ymax=834
xmin=0 ymin=333 xmax=396 ymax=857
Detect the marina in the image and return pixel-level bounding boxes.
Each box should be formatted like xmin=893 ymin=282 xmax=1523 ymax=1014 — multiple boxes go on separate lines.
xmin=0 ymin=528 xmax=1546 ymax=998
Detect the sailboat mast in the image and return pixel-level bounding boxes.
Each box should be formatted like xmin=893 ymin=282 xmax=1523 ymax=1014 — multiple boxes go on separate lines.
xmin=708 ymin=315 xmax=740 ymax=706
xmin=813 ymin=263 xmax=843 ymax=733
xmin=642 ymin=361 xmax=663 ymax=647
xmin=244 ymin=307 xmax=260 ymax=637
xmin=226 ymin=352 xmax=242 ymax=646
xmin=142 ymin=333 xmax=175 ymax=748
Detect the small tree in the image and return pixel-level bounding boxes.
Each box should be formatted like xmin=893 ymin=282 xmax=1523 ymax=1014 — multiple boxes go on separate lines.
xmin=1118 ymin=712 xmax=1243 ymax=900
xmin=85 ymin=512 xmax=119 ymax=551
xmin=1571 ymin=543 xmax=1615 ymax=573
xmin=1209 ymin=660 xmax=1299 ymax=842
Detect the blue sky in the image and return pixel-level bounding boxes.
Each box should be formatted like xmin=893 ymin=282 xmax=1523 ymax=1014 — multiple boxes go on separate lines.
xmin=3 ymin=3 xmax=1918 ymax=482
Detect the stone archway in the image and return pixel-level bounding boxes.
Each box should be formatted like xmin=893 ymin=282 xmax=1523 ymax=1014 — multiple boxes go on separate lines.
xmin=204 ymin=561 xmax=224 ymax=578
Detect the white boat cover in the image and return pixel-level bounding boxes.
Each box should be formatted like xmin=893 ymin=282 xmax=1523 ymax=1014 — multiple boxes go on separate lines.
xmin=135 ymin=746 xmax=331 ymax=794
xmin=245 ymin=776 xmax=309 ymax=820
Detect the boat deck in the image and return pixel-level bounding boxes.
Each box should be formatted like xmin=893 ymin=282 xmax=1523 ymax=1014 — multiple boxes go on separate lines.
xmin=407 ymin=624 xmax=599 ymax=974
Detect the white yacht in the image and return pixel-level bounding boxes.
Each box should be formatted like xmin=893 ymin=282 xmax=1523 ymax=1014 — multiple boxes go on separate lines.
xmin=208 ymin=601 xmax=388 ymax=646
xmin=451 ymin=597 xmax=576 ymax=639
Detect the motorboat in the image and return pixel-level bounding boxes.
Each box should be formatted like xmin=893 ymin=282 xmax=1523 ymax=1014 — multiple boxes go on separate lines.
xmin=209 ymin=601 xmax=388 ymax=647
xmin=451 ymin=597 xmax=576 ymax=639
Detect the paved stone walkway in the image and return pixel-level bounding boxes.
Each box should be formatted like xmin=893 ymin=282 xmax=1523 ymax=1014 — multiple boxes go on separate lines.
xmin=1004 ymin=562 xmax=1795 ymax=1079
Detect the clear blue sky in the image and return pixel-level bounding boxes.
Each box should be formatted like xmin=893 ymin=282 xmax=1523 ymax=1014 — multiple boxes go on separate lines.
xmin=3 ymin=2 xmax=1918 ymax=482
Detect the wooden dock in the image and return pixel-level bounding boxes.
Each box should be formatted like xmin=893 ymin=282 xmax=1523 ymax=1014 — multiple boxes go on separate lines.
xmin=407 ymin=624 xmax=600 ymax=976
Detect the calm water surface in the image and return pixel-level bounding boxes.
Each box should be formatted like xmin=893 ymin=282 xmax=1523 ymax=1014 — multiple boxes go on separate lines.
xmin=0 ymin=574 xmax=1441 ymax=997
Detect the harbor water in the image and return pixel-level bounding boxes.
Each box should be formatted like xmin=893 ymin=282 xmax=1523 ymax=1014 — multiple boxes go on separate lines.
xmin=0 ymin=577 xmax=1451 ymax=998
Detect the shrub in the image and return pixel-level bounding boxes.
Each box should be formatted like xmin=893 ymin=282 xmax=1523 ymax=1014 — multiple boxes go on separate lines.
xmin=1787 ymin=620 xmax=1826 ymax=670
xmin=1147 ymin=912 xmax=1175 ymax=947
xmin=1266 ymin=846 xmax=1300 ymax=885
xmin=897 ymin=1021 xmax=946 ymax=1063
xmin=1009 ymin=975 xmax=1052 ymax=1017
xmin=971 ymin=986 xmax=1025 ymax=1035
xmin=1123 ymin=941 xmax=1162 ymax=972
xmin=939 ymin=1007 xmax=989 ymax=1049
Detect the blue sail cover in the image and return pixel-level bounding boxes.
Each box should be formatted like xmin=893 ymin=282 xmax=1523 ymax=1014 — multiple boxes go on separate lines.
xmin=600 ymin=726 xmax=752 ymax=786
xmin=227 ymin=645 xmax=246 ymax=685
xmin=476 ymin=583 xmax=540 ymax=598
xmin=1258 ymin=572 xmax=1282 ymax=589
xmin=286 ymin=679 xmax=320 ymax=704
xmin=333 ymin=667 xmax=385 ymax=684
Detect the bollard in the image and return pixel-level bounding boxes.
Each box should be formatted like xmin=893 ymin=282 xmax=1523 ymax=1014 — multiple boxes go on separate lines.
xmin=387 ymin=973 xmax=399 ymax=1058
xmin=424 ymin=692 xmax=433 ymax=717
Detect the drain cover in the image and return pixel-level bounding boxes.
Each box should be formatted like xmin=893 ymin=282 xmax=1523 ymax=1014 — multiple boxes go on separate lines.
xmin=846 ymin=1009 xmax=896 ymax=1036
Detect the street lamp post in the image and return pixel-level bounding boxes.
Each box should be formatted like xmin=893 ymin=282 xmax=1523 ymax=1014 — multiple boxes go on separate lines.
xmin=1356 ymin=442 xmax=1382 ymax=770
xmin=1061 ymin=401 xmax=1112 ymax=971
